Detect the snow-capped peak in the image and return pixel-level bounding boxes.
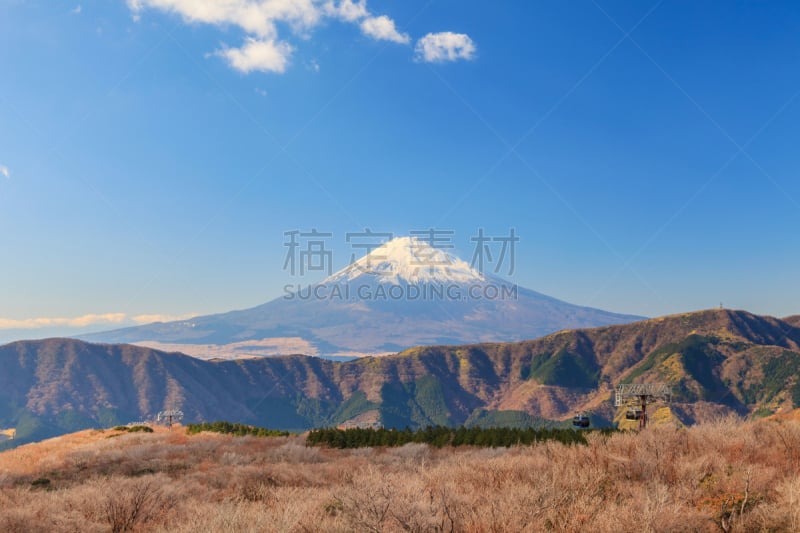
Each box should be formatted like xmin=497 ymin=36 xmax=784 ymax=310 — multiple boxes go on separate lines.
xmin=326 ymin=236 xmax=485 ymax=285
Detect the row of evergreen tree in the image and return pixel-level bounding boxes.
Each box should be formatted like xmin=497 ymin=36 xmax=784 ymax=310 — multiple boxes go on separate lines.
xmin=186 ymin=421 xmax=291 ymax=437
xmin=184 ymin=421 xmax=617 ymax=448
xmin=306 ymin=425 xmax=614 ymax=448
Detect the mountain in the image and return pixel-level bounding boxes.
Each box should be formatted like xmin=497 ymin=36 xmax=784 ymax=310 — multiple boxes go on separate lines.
xmin=784 ymin=315 xmax=800 ymax=328
xmin=82 ymin=237 xmax=642 ymax=358
xmin=3 ymin=308 xmax=800 ymax=447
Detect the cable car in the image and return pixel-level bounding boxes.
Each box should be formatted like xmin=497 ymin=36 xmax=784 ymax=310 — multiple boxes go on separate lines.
xmin=572 ymin=413 xmax=590 ymax=428
xmin=625 ymin=409 xmax=642 ymax=421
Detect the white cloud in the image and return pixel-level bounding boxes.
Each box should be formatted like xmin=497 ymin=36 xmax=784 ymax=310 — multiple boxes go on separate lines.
xmin=0 ymin=311 xmax=197 ymax=329
xmin=71 ymin=5 xmax=82 ymax=14
xmin=126 ymin=0 xmax=410 ymax=73
xmin=217 ymin=38 xmax=293 ymax=74
xmin=415 ymin=32 xmax=476 ymax=63
xmin=0 ymin=165 xmax=9 ymax=178
xmin=0 ymin=313 xmax=127 ymax=330
xmin=360 ymin=15 xmax=409 ymax=44
xmin=127 ymin=0 xmax=319 ymax=38
xmin=132 ymin=313 xmax=196 ymax=324
xmin=324 ymin=0 xmax=367 ymax=22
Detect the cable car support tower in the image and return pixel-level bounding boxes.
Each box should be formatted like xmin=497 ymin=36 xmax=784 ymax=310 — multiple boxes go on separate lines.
xmin=615 ymin=383 xmax=672 ymax=430
xmin=157 ymin=409 xmax=184 ymax=429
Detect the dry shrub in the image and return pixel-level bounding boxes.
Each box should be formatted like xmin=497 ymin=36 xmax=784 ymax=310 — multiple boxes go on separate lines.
xmin=164 ymin=502 xmax=274 ymax=533
xmin=335 ymin=466 xmax=395 ymax=532
xmin=2 ymin=419 xmax=800 ymax=532
xmin=762 ymin=474 xmax=800 ymax=531
xmin=347 ymin=446 xmax=375 ymax=458
xmin=98 ymin=476 xmax=167 ymax=532
xmin=268 ymin=441 xmax=324 ymax=464
xmin=390 ymin=442 xmax=431 ymax=462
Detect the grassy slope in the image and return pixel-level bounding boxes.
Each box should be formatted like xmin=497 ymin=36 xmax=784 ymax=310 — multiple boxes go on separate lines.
xmin=2 ymin=417 xmax=800 ymax=532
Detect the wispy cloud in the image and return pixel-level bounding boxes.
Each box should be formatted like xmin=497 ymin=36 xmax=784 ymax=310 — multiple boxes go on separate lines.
xmin=71 ymin=5 xmax=82 ymax=15
xmin=131 ymin=313 xmax=196 ymax=324
xmin=126 ymin=0 xmax=422 ymax=73
xmin=0 ymin=165 xmax=10 ymax=178
xmin=0 ymin=312 xmax=197 ymax=330
xmin=0 ymin=313 xmax=127 ymax=330
xmin=415 ymin=32 xmax=476 ymax=63
xmin=324 ymin=0 xmax=367 ymax=22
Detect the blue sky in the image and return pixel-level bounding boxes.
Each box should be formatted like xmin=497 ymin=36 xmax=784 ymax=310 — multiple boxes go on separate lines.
xmin=2 ymin=0 xmax=800 ymax=340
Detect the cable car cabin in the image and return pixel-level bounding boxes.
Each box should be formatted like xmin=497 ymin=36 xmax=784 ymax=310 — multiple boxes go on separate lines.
xmin=625 ymin=409 xmax=643 ymax=421
xmin=572 ymin=414 xmax=590 ymax=428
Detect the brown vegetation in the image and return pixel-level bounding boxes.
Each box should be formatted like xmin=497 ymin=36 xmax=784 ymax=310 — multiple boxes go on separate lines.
xmin=5 ymin=309 xmax=800 ymax=441
xmin=1 ymin=417 xmax=800 ymax=532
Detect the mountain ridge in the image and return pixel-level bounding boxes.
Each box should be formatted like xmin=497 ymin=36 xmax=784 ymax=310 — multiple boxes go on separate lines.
xmin=783 ymin=314 xmax=800 ymax=328
xmin=4 ymin=308 xmax=800 ymax=446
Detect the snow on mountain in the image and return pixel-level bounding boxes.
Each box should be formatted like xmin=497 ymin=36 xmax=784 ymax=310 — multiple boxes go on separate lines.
xmin=326 ymin=236 xmax=485 ymax=285
xmin=82 ymin=236 xmax=644 ymax=358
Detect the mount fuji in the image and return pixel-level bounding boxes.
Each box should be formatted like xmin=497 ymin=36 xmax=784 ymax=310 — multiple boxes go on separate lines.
xmin=83 ymin=237 xmax=643 ymax=358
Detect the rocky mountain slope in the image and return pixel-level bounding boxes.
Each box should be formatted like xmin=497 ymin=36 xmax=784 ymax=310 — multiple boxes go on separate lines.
xmin=3 ymin=309 xmax=800 ymax=446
